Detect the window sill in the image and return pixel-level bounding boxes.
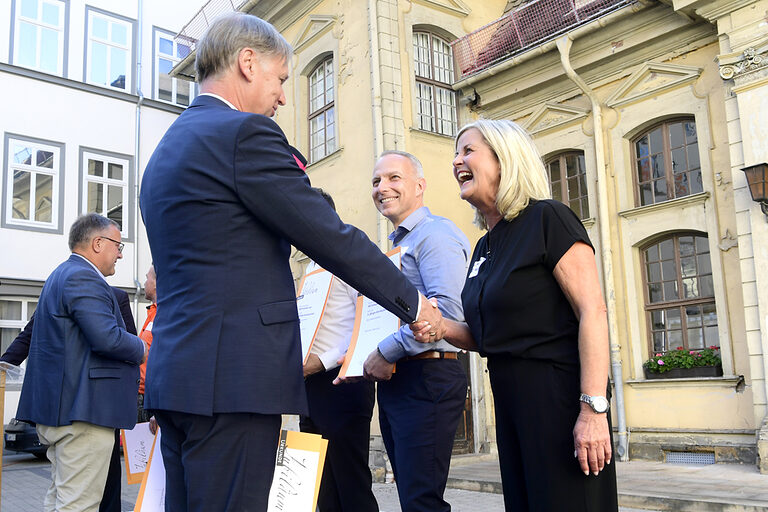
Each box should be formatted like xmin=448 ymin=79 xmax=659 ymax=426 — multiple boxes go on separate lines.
xmin=625 ymin=375 xmax=742 ymax=389
xmin=409 ymin=127 xmax=456 ymax=141
xmin=618 ymin=192 xmax=709 ymax=219
xmin=581 ymin=217 xmax=596 ymax=229
xmin=306 ymin=147 xmax=343 ymax=170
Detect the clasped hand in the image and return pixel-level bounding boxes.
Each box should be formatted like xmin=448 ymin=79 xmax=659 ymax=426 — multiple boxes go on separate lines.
xmin=409 ymin=295 xmax=444 ymax=343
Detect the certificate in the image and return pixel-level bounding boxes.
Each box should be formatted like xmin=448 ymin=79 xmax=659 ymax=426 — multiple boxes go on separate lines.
xmin=133 ymin=429 xmax=165 ymax=512
xmin=296 ymin=267 xmax=334 ymax=363
xmin=267 ymin=430 xmax=328 ymax=512
xmin=121 ymin=422 xmax=154 ymax=484
xmin=338 ymin=247 xmax=402 ymax=378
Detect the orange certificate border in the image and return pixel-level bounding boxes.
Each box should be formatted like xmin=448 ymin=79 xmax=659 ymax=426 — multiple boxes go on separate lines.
xmin=296 ymin=267 xmax=335 ymax=364
xmin=121 ymin=425 xmax=151 ymax=485
xmin=338 ymin=247 xmax=402 ymax=378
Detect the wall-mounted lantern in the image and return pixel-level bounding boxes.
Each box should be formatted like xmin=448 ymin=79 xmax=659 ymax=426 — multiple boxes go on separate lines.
xmin=742 ymin=163 xmax=768 ymax=218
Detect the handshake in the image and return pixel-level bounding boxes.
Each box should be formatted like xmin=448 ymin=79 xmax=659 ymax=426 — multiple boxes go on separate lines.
xmin=409 ymin=294 xmax=444 ymax=343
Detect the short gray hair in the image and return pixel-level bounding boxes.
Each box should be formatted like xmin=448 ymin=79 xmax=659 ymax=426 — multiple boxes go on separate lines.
xmin=378 ymin=150 xmax=424 ymax=178
xmin=68 ymin=213 xmax=119 ymax=251
xmin=195 ymin=12 xmax=293 ymax=83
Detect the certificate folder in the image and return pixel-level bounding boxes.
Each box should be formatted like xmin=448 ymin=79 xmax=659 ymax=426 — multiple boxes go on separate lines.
xmin=267 ymin=430 xmax=329 ymax=512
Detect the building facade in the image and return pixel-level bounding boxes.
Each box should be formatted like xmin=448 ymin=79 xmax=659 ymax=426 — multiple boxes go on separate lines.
xmin=451 ymin=0 xmax=768 ymax=468
xmin=0 ymin=0 xmax=204 ymax=421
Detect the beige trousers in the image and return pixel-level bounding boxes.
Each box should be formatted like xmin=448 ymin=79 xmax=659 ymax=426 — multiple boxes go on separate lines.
xmin=36 ymin=422 xmax=115 ymax=512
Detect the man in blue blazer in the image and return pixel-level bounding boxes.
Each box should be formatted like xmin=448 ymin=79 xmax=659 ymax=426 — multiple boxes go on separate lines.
xmin=16 ymin=213 xmax=146 ymax=512
xmin=140 ymin=12 xmax=443 ymax=512
xmin=1 ymin=285 xmax=136 ymax=512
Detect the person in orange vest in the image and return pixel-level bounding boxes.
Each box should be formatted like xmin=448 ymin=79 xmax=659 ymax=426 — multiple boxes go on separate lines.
xmin=137 ymin=265 xmax=156 ymax=425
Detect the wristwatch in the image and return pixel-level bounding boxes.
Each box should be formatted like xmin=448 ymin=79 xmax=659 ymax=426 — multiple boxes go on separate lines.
xmin=579 ymin=393 xmax=610 ymax=413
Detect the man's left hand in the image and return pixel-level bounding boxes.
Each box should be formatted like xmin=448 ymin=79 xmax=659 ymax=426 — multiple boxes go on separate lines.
xmin=363 ymin=350 xmax=395 ymax=382
xmin=303 ymin=353 xmax=325 ymax=378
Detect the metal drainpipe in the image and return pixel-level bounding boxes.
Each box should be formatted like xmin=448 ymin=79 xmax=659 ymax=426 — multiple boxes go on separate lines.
xmin=133 ymin=0 xmax=144 ymax=314
xmin=556 ymin=35 xmax=628 ymax=461
xmin=367 ymin=0 xmax=388 ymax=251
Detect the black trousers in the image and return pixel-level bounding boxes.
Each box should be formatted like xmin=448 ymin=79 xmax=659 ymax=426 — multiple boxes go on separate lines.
xmin=487 ymin=356 xmax=618 ymax=512
xmin=98 ymin=429 xmax=121 ymax=512
xmin=378 ymin=358 xmax=467 ymax=512
xmin=300 ymin=367 xmax=378 ymax=512
xmin=155 ymin=410 xmax=281 ymax=512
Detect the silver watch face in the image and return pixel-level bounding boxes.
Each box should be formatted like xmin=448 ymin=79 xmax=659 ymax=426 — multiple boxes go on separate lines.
xmin=591 ymin=396 xmax=609 ymax=413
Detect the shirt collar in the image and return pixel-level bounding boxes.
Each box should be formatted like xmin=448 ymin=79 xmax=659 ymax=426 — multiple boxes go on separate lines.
xmin=199 ymin=93 xmax=238 ymax=111
xmin=388 ymin=207 xmax=430 ymax=242
xmin=72 ymin=253 xmax=107 ymax=281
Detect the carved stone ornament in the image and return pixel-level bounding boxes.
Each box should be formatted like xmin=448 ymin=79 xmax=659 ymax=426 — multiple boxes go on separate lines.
xmin=719 ymin=47 xmax=766 ymax=80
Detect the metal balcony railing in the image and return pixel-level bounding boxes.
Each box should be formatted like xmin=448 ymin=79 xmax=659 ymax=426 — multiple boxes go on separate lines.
xmin=451 ymin=0 xmax=636 ymax=81
xmin=175 ymin=0 xmax=248 ymax=54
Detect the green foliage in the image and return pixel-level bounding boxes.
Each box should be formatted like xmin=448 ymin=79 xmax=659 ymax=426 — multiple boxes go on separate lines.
xmin=643 ymin=346 xmax=721 ymax=374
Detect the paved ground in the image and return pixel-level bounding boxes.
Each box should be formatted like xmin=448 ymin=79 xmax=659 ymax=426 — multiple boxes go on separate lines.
xmin=0 ymin=452 xmax=504 ymax=512
xmin=6 ymin=450 xmax=768 ymax=511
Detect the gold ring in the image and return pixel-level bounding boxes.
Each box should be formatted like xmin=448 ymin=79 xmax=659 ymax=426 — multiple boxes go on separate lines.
xmin=429 ymin=331 xmax=437 ymax=336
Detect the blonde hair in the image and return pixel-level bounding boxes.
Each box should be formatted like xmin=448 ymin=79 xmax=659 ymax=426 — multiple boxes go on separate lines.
xmin=455 ymin=119 xmax=551 ymax=230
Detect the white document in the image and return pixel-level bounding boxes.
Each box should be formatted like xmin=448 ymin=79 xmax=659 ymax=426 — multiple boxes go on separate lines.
xmin=133 ymin=430 xmax=165 ymax=512
xmin=122 ymin=422 xmax=153 ymax=483
xmin=297 ymin=268 xmax=335 ymax=362
xmin=339 ymin=248 xmax=402 ymax=378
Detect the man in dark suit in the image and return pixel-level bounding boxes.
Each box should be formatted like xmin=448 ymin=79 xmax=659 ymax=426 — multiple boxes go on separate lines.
xmin=1 ymin=285 xmax=136 ymax=512
xmin=16 ymin=213 xmax=146 ymax=512
xmin=140 ymin=12 xmax=443 ymax=512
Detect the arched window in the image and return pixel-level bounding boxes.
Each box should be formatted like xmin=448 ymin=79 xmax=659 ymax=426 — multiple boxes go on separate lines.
xmin=308 ymin=57 xmax=335 ymax=163
xmin=413 ymin=31 xmax=456 ymax=136
xmin=545 ymin=152 xmax=589 ymax=219
xmin=634 ymin=119 xmax=702 ymax=206
xmin=642 ymin=233 xmax=718 ymax=353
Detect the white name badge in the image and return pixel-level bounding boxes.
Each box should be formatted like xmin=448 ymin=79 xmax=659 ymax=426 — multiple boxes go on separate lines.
xmin=468 ymin=257 xmax=486 ymax=278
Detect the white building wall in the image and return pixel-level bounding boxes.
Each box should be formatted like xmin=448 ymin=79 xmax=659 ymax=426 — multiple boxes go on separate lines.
xmin=0 ymin=0 xmax=207 ymax=423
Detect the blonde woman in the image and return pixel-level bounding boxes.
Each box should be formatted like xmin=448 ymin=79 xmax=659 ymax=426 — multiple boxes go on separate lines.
xmin=420 ymin=119 xmax=618 ymax=510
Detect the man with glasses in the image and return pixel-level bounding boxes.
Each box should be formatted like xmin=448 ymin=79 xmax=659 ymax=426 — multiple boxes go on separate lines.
xmin=16 ymin=213 xmax=146 ymax=512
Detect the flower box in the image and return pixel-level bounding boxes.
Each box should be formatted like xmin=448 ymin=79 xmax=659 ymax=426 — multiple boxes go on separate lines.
xmin=643 ymin=365 xmax=723 ymax=380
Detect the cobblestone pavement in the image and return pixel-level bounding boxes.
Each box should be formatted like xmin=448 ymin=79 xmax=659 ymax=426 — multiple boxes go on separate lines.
xmin=1 ymin=452 xmax=505 ymax=511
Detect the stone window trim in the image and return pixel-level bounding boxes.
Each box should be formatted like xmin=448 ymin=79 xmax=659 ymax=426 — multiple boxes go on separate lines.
xmin=412 ymin=30 xmax=457 ymax=137
xmin=152 ymin=26 xmax=196 ymax=107
xmin=9 ymin=0 xmax=69 ymax=77
xmin=2 ymin=132 xmax=65 ymax=234
xmin=83 ymin=6 xmax=136 ymax=93
xmin=632 ymin=117 xmax=703 ymax=208
xmin=77 ymin=147 xmax=134 ymax=242
xmin=640 ymin=232 xmax=718 ymax=355
xmin=307 ymin=56 xmax=336 ymax=164
xmin=545 ymin=151 xmax=590 ymax=220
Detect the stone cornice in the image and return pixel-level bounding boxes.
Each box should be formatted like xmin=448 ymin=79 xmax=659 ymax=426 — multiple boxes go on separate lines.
xmin=719 ymin=45 xmax=768 ymax=81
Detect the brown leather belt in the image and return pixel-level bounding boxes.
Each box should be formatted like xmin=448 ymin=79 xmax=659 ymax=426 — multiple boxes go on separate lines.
xmin=402 ymin=351 xmax=459 ymax=362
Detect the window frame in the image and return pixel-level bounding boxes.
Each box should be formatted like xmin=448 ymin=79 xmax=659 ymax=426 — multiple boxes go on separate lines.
xmin=152 ymin=27 xmax=196 ymax=107
xmin=307 ymin=56 xmax=336 ymax=163
xmin=632 ymin=118 xmax=703 ymax=207
xmin=2 ymin=133 xmax=65 ymax=233
xmin=83 ymin=7 xmax=135 ymax=92
xmin=0 ymin=297 xmax=37 ymax=364
xmin=10 ymin=0 xmax=68 ymax=76
xmin=545 ymin=151 xmax=590 ymax=220
xmin=78 ymin=147 xmax=133 ymax=240
xmin=641 ymin=232 xmax=718 ymax=354
xmin=413 ymin=30 xmax=457 ymax=137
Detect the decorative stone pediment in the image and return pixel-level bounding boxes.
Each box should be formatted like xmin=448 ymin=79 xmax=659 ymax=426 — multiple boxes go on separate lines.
xmin=606 ymin=62 xmax=702 ymax=108
xmin=522 ymin=103 xmax=589 ymax=134
xmin=412 ymin=0 xmax=471 ymax=16
xmin=292 ymin=15 xmax=336 ymax=52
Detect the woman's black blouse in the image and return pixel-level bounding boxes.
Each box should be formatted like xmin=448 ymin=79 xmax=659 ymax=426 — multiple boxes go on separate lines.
xmin=461 ymin=200 xmax=593 ymax=364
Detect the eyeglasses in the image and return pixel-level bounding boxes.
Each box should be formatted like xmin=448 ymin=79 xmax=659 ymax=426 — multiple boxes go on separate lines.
xmin=99 ymin=236 xmax=124 ymax=253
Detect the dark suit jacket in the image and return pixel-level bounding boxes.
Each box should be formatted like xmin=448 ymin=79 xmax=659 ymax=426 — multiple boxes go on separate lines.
xmin=16 ymin=255 xmax=144 ymax=429
xmin=0 ymin=287 xmax=137 ymax=366
xmin=140 ymin=95 xmax=420 ymax=417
